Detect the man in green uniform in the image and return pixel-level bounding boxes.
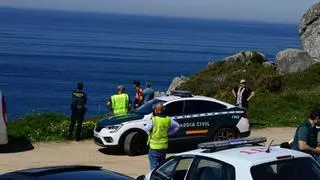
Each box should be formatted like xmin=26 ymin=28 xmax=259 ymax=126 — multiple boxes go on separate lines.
xmin=69 ymin=82 xmax=87 ymax=141
xmin=145 ymin=103 xmax=180 ymax=170
xmin=291 ymin=109 xmax=320 ymax=162
xmin=107 ymin=85 xmax=130 ymax=116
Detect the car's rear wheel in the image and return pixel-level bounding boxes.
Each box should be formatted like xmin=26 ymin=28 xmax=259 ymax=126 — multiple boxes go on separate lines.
xmin=213 ymin=127 xmax=238 ymax=141
xmin=124 ymin=132 xmax=147 ymax=156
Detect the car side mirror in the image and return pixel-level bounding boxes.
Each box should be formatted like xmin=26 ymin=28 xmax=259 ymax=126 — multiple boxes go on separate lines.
xmin=136 ymin=175 xmax=145 ymax=180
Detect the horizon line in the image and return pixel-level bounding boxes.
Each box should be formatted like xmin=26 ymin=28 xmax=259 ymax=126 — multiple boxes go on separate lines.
xmin=0 ymin=5 xmax=299 ymax=25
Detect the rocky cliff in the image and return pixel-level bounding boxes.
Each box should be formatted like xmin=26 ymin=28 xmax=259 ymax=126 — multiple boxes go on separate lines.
xmin=276 ymin=49 xmax=317 ymax=73
xmin=166 ymin=76 xmax=189 ymax=94
xmin=300 ymin=3 xmax=320 ymax=60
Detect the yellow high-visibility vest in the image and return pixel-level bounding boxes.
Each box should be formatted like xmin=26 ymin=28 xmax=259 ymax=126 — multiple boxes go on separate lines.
xmin=111 ymin=93 xmax=129 ymax=116
xmin=149 ymin=116 xmax=171 ymax=150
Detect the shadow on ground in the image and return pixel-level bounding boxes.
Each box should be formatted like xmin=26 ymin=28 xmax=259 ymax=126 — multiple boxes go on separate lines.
xmin=98 ymin=147 xmax=127 ymax=156
xmin=98 ymin=142 xmax=198 ymax=156
xmin=0 ymin=136 xmax=34 ymax=153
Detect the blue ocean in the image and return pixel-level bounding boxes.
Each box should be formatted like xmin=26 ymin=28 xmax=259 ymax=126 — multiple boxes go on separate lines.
xmin=0 ymin=8 xmax=301 ymax=119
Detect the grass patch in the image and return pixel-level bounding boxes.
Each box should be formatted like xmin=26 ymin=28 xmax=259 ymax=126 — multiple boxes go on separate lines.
xmin=180 ymin=61 xmax=320 ymax=128
xmin=7 ymin=112 xmax=101 ymax=142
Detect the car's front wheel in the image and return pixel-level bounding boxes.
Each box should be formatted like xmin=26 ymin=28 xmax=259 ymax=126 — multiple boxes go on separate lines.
xmin=124 ymin=132 xmax=147 ymax=156
xmin=213 ymin=127 xmax=238 ymax=141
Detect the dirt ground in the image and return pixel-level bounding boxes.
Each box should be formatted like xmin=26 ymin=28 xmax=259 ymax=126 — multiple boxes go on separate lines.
xmin=0 ymin=127 xmax=295 ymax=177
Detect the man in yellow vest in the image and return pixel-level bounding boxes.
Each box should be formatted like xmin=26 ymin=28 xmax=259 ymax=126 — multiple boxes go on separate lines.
xmin=107 ymin=85 xmax=130 ymax=116
xmin=145 ymin=103 xmax=180 ymax=170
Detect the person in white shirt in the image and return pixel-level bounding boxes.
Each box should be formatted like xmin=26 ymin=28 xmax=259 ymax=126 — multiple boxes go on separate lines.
xmin=232 ymin=79 xmax=255 ymax=109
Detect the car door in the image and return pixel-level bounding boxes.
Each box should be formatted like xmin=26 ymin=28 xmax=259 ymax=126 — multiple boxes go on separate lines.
xmin=162 ymin=100 xmax=185 ymax=139
xmin=149 ymin=156 xmax=195 ymax=180
xmin=182 ymin=100 xmax=226 ymax=142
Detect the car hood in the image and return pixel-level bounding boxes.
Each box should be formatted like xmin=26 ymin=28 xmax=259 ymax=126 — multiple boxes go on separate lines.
xmin=96 ymin=113 xmax=145 ymax=127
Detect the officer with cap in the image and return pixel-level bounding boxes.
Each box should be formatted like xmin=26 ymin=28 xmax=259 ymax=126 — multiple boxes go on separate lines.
xmin=68 ymin=82 xmax=87 ymax=141
xmin=232 ymin=79 xmax=255 ymax=109
xmin=107 ymin=85 xmax=130 ymax=116
xmin=144 ymin=103 xmax=180 ymax=170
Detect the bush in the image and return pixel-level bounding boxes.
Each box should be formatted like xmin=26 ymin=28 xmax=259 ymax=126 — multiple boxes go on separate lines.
xmin=7 ymin=112 xmax=101 ymax=142
xmin=249 ymin=52 xmax=266 ymax=64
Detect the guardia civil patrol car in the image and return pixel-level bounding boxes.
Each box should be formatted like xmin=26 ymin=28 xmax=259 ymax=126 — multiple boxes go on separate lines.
xmin=137 ymin=137 xmax=320 ymax=180
xmin=94 ymin=91 xmax=250 ymax=156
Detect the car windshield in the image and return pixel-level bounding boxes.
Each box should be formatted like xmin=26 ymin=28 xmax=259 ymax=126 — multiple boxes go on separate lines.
xmin=251 ymin=157 xmax=320 ymax=180
xmin=136 ymin=99 xmax=165 ymax=115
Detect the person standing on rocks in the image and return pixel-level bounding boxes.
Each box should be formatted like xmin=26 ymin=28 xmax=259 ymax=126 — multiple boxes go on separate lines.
xmin=232 ymin=79 xmax=255 ymax=109
xmin=143 ymin=81 xmax=155 ymax=104
xmin=133 ymin=80 xmax=144 ymax=109
xmin=68 ymin=82 xmax=87 ymax=141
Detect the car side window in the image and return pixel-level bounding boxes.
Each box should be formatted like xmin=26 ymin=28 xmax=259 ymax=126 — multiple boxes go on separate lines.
xmin=184 ymin=100 xmax=226 ymax=115
xmin=151 ymin=159 xmax=178 ymax=180
xmin=151 ymin=157 xmax=194 ymax=180
xmin=172 ymin=158 xmax=194 ymax=180
xmin=187 ymin=158 xmax=235 ymax=180
xmin=163 ymin=101 xmax=184 ymax=116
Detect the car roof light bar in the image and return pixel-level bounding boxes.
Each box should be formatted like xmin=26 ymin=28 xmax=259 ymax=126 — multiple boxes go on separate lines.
xmin=198 ymin=137 xmax=267 ymax=150
xmin=170 ymin=90 xmax=193 ymax=97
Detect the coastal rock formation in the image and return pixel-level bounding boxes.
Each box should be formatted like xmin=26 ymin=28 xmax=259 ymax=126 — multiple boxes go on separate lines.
xmin=263 ymin=61 xmax=276 ymax=68
xmin=166 ymin=76 xmax=189 ymax=94
xmin=208 ymin=51 xmax=267 ymax=66
xmin=154 ymin=91 xmax=166 ymax=97
xmin=300 ymin=3 xmax=320 ymax=60
xmin=276 ymin=49 xmax=316 ymax=73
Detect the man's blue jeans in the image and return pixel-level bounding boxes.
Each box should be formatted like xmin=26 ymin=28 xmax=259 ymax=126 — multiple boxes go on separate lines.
xmin=149 ymin=149 xmax=167 ymax=170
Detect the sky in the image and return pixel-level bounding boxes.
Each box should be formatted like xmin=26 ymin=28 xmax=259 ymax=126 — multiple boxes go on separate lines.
xmin=0 ymin=0 xmax=318 ymax=22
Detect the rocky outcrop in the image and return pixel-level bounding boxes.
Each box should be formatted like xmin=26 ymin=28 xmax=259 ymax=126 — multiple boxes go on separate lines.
xmin=154 ymin=91 xmax=166 ymax=97
xmin=208 ymin=51 xmax=267 ymax=66
xmin=263 ymin=61 xmax=276 ymax=68
xmin=166 ymin=76 xmax=189 ymax=94
xmin=300 ymin=3 xmax=320 ymax=59
xmin=276 ymin=49 xmax=317 ymax=73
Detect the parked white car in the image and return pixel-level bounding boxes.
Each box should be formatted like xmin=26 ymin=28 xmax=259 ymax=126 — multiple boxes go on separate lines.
xmin=0 ymin=91 xmax=8 ymax=145
xmin=137 ymin=137 xmax=320 ymax=180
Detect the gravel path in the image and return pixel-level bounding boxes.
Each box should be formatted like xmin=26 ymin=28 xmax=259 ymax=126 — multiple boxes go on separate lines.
xmin=0 ymin=127 xmax=296 ymax=177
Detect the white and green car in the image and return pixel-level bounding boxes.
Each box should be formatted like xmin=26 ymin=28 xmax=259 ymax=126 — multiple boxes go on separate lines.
xmin=137 ymin=137 xmax=320 ymax=180
xmin=94 ymin=91 xmax=250 ymax=156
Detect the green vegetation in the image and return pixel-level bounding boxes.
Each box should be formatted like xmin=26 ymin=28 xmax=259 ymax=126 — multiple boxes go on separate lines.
xmin=7 ymin=112 xmax=101 ymax=142
xmin=180 ymin=61 xmax=320 ymax=128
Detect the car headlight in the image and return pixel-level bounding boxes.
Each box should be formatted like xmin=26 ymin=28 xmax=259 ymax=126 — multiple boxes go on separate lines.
xmin=105 ymin=124 xmax=123 ymax=133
